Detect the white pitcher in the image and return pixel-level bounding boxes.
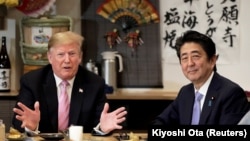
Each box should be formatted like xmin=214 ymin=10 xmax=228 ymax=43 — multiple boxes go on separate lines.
xmin=101 ymin=51 xmax=123 ymax=90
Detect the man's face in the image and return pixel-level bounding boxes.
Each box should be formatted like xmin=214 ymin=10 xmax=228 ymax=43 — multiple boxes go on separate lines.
xmin=47 ymin=43 xmax=82 ymax=80
xmin=180 ymin=42 xmax=216 ymax=88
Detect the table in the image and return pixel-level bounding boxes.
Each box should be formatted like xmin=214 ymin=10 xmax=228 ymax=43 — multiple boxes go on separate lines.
xmin=82 ymin=133 xmax=147 ymax=141
xmin=6 ymin=132 xmax=147 ymax=141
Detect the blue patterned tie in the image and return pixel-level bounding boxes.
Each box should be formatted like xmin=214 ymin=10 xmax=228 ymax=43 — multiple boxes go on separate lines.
xmin=191 ymin=92 xmax=203 ymax=125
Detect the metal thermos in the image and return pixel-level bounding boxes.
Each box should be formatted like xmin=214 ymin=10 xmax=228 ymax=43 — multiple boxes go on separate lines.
xmin=101 ymin=51 xmax=123 ymax=90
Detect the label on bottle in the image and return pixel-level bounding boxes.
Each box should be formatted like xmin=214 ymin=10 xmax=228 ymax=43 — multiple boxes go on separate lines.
xmin=0 ymin=68 xmax=10 ymax=91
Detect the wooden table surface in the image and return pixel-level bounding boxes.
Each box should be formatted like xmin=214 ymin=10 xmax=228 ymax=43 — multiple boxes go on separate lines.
xmin=7 ymin=132 xmax=147 ymax=141
xmin=82 ymin=133 xmax=147 ymax=141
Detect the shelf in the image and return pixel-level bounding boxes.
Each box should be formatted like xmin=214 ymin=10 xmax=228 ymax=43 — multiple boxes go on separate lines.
xmin=0 ymin=90 xmax=18 ymax=96
xmin=1 ymin=89 xmax=250 ymax=101
xmin=106 ymin=89 xmax=177 ymax=100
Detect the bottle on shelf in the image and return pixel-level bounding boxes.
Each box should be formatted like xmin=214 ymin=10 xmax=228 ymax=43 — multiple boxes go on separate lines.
xmin=0 ymin=36 xmax=11 ymax=92
xmin=0 ymin=119 xmax=5 ymax=141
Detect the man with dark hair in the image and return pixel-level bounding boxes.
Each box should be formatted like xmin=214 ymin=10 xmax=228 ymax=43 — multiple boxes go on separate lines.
xmin=152 ymin=30 xmax=249 ymax=125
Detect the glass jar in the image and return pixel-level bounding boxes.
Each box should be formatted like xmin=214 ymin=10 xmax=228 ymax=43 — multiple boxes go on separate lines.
xmin=0 ymin=119 xmax=5 ymax=141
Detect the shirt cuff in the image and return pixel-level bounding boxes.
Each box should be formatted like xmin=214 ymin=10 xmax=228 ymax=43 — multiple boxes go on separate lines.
xmin=93 ymin=123 xmax=109 ymax=135
xmin=25 ymin=126 xmax=40 ymax=136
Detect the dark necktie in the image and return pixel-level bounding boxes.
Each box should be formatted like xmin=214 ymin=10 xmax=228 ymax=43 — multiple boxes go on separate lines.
xmin=191 ymin=92 xmax=203 ymax=125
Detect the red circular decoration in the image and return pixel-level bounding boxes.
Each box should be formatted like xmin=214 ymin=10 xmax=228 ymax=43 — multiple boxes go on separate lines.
xmin=16 ymin=0 xmax=56 ymax=17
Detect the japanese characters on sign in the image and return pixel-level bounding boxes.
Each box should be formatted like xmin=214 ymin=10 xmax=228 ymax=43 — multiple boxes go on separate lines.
xmin=162 ymin=0 xmax=239 ymax=64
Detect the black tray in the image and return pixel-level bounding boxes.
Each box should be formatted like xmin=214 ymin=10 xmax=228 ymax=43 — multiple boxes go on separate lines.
xmin=39 ymin=133 xmax=64 ymax=140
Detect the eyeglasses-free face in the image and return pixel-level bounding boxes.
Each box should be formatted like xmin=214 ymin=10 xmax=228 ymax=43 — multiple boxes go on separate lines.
xmin=180 ymin=42 xmax=217 ymax=89
xmin=47 ymin=42 xmax=82 ymax=80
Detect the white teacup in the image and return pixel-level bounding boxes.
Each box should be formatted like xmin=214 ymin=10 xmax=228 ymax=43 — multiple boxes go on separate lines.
xmin=69 ymin=125 xmax=83 ymax=141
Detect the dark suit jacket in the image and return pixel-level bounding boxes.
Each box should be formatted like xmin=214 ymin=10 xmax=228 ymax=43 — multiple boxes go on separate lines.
xmin=152 ymin=72 xmax=250 ymax=125
xmin=12 ymin=64 xmax=107 ymax=133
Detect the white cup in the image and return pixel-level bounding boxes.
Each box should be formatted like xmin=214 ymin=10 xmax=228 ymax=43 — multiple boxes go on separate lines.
xmin=69 ymin=125 xmax=83 ymax=141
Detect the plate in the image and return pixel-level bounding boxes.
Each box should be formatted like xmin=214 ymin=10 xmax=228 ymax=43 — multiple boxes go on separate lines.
xmin=114 ymin=135 xmax=147 ymax=141
xmin=6 ymin=133 xmax=25 ymax=141
xmin=39 ymin=133 xmax=64 ymax=140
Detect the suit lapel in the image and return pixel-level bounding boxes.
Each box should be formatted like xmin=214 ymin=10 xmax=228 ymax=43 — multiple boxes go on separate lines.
xmin=182 ymin=86 xmax=196 ymax=124
xmin=199 ymin=73 xmax=220 ymax=124
xmin=69 ymin=70 xmax=85 ymax=125
xmin=43 ymin=71 xmax=58 ymax=130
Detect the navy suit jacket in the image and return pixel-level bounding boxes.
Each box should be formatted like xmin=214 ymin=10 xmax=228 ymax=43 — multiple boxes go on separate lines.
xmin=152 ymin=72 xmax=250 ymax=125
xmin=12 ymin=64 xmax=107 ymax=133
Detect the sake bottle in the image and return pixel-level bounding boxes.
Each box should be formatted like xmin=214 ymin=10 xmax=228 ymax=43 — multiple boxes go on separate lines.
xmin=0 ymin=36 xmax=11 ymax=92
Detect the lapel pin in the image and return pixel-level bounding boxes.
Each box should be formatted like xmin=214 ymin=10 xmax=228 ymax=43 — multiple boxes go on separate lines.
xmin=208 ymin=97 xmax=215 ymax=107
xmin=79 ymin=88 xmax=83 ymax=93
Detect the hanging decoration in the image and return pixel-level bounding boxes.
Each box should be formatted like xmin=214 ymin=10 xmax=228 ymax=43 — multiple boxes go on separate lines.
xmin=15 ymin=0 xmax=56 ymax=17
xmin=104 ymin=28 xmax=122 ymax=48
xmin=124 ymin=29 xmax=143 ymax=56
xmin=96 ymin=0 xmax=160 ymax=33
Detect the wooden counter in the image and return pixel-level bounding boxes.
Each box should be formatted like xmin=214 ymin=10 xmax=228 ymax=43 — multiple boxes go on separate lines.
xmin=106 ymin=89 xmax=177 ymax=100
xmin=12 ymin=132 xmax=147 ymax=141
xmin=82 ymin=132 xmax=147 ymax=141
xmin=0 ymin=89 xmax=178 ymax=100
xmin=0 ymin=91 xmax=19 ymax=96
xmin=2 ymin=89 xmax=250 ymax=101
xmin=106 ymin=89 xmax=250 ymax=101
